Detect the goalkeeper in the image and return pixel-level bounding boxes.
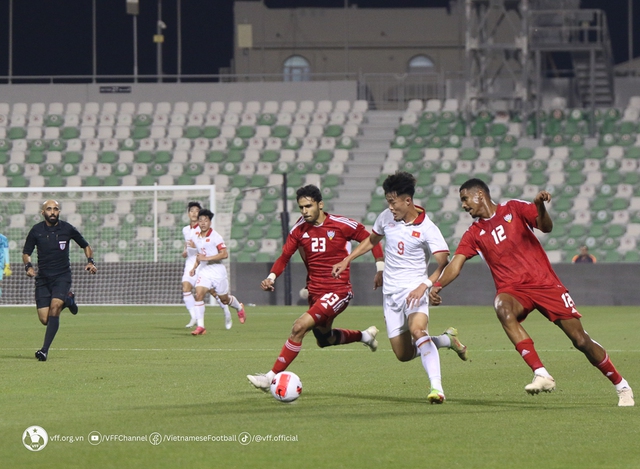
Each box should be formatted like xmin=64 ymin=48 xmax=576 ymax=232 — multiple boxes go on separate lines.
xmin=22 ymin=200 xmax=98 ymax=362
xmin=0 ymin=232 xmax=11 ymax=297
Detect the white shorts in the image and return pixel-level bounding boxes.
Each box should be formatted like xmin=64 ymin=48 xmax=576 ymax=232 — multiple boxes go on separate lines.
xmin=195 ymin=271 xmax=230 ymax=296
xmin=383 ymin=287 xmax=430 ymax=339
xmin=182 ymin=264 xmax=198 ymax=285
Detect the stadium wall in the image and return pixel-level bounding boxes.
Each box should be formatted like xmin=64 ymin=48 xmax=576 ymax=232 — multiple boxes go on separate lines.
xmin=1 ymin=263 xmax=638 ymax=306
xmin=0 ymin=81 xmax=357 ymax=105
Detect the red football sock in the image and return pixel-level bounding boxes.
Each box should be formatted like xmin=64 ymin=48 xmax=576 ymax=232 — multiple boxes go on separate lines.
xmin=271 ymin=339 xmax=302 ymax=374
xmin=515 ymin=338 xmax=545 ymax=372
xmin=336 ymin=329 xmax=362 ymax=345
xmin=595 ymin=353 xmax=623 ymax=385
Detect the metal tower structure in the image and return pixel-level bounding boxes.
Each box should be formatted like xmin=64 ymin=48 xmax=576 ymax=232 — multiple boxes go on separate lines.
xmin=465 ymin=0 xmax=531 ymax=115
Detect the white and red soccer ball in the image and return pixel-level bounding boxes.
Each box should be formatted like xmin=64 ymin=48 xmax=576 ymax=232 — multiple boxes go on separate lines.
xmin=270 ymin=371 xmax=302 ymax=402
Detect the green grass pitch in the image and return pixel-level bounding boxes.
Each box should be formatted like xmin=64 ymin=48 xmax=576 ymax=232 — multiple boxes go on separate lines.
xmin=1 ymin=304 xmax=638 ymax=469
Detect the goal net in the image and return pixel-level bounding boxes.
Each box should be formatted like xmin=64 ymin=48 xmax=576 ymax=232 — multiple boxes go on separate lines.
xmin=0 ymin=185 xmax=236 ymax=305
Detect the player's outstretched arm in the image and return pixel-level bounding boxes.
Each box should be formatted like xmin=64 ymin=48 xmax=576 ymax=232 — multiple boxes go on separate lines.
xmin=429 ymin=254 xmax=466 ymax=306
xmin=333 ymin=233 xmax=382 ymax=279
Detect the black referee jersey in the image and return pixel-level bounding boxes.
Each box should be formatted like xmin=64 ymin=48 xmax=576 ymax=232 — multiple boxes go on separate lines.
xmin=22 ymin=220 xmax=90 ymax=278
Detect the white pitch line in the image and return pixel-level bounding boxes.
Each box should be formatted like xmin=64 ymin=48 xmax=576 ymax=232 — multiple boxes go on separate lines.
xmin=0 ymin=347 xmax=636 ymax=353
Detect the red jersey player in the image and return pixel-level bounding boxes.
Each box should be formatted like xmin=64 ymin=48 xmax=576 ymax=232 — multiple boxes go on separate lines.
xmin=247 ymin=184 xmax=384 ymax=391
xmin=429 ymin=178 xmax=634 ymax=407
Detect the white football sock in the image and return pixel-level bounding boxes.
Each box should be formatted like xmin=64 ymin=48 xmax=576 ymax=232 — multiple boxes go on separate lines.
xmin=431 ymin=333 xmax=451 ymax=349
xmin=194 ymin=301 xmax=205 ymax=328
xmin=228 ymin=295 xmax=242 ymax=311
xmin=415 ymin=335 xmax=442 ymax=391
xmin=183 ymin=291 xmax=196 ymax=319
xmin=533 ymin=367 xmax=552 ymax=378
xmin=615 ymin=379 xmax=630 ymax=391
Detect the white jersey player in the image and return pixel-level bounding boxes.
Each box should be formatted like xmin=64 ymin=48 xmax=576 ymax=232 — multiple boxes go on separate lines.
xmin=332 ymin=171 xmax=467 ymax=405
xmin=182 ymin=203 xmax=240 ymax=330
xmin=182 ymin=202 xmax=202 ymax=327
xmin=188 ymin=208 xmax=245 ymax=336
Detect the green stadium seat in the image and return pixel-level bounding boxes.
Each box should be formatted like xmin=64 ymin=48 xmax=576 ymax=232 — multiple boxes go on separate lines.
xmin=257 ymin=149 xmax=277 ymax=163
xmin=132 ymin=127 xmax=150 ymax=140
xmin=414 ymin=122 xmax=433 ymax=137
xmin=324 ymin=125 xmax=343 ymax=138
xmin=134 ymin=150 xmax=155 ymax=164
xmin=258 ymin=113 xmax=276 ymax=126
xmin=427 ymin=136 xmax=445 ymax=148
xmin=45 ymin=114 xmax=63 ymax=127
xmin=113 ymin=163 xmax=132 ymax=177
xmin=8 ymin=127 xmax=27 ymax=140
xmin=433 ymin=122 xmax=451 ymax=137
xmin=202 ymin=126 xmax=220 ymax=139
xmin=470 ymin=121 xmax=486 ymax=137
xmin=230 ymin=174 xmax=249 ymax=188
xmin=395 ymin=124 xmax=414 ymax=137
xmin=236 ymin=126 xmax=255 ymax=139
xmin=99 ymin=151 xmax=119 ymax=164
xmin=149 ymin=163 xmax=169 ymax=178
xmin=60 ymin=127 xmax=79 ymax=140
xmin=83 ymin=176 xmax=101 ymax=186
xmin=176 ymin=175 xmax=194 ymax=185
xmin=26 ymin=151 xmax=45 ymax=164
xmin=271 ymin=126 xmax=290 ymax=139
xmin=10 ymin=175 xmax=28 ymax=187
xmin=47 ymin=175 xmax=65 ymax=187
xmin=182 ymin=162 xmax=202 ymax=177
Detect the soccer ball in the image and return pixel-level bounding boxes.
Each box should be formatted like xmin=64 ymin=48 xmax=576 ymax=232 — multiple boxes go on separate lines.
xmin=270 ymin=371 xmax=302 ymax=403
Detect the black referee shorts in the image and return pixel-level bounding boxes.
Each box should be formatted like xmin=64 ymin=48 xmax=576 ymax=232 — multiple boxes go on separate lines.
xmin=34 ymin=273 xmax=72 ymax=309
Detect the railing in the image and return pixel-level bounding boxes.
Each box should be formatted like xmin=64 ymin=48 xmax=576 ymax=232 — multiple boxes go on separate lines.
xmin=358 ymin=71 xmax=464 ymax=110
xmin=528 ymin=9 xmax=610 ymax=49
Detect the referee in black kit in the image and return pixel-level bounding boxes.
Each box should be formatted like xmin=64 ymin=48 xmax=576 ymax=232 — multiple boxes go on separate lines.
xmin=22 ymin=199 xmax=98 ymax=361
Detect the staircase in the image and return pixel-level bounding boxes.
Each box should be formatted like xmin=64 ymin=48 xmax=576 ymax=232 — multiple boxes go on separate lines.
xmin=330 ymin=110 xmax=402 ymax=222
xmin=572 ymin=50 xmax=614 ymax=108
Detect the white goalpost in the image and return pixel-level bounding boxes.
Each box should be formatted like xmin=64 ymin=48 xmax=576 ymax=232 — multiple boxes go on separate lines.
xmin=0 ymin=185 xmax=237 ymax=305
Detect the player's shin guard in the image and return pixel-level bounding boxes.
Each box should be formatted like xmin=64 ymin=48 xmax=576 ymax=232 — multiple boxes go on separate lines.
xmin=515 ymin=338 xmax=545 ymax=372
xmin=183 ymin=292 xmax=196 ymax=318
xmin=41 ymin=316 xmax=60 ymax=353
xmin=595 ymin=353 xmax=623 ymax=385
xmin=415 ymin=335 xmax=442 ymax=391
xmin=228 ymin=295 xmax=242 ymax=311
xmin=194 ymin=301 xmax=205 ymax=328
xmin=272 ymin=339 xmax=301 ymax=374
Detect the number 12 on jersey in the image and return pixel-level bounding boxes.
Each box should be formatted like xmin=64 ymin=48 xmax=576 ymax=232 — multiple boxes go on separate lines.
xmin=491 ymin=226 xmax=506 ymax=244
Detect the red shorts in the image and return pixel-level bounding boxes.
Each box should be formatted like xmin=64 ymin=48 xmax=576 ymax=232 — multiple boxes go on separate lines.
xmin=497 ymin=285 xmax=582 ymax=322
xmin=306 ymin=289 xmax=353 ymax=327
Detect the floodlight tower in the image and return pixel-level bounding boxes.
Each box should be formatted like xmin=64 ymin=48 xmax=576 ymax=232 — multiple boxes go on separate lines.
xmin=465 ymin=0 xmax=531 ymax=117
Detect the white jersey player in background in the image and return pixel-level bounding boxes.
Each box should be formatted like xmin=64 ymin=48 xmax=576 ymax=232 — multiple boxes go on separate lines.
xmin=182 ymin=202 xmax=237 ymax=330
xmin=332 ymin=171 xmax=467 ymax=404
xmin=189 ymin=208 xmax=245 ymax=335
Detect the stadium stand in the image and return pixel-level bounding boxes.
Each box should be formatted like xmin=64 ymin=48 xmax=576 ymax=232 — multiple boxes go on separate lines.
xmin=2 ymin=97 xmax=640 ymax=264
